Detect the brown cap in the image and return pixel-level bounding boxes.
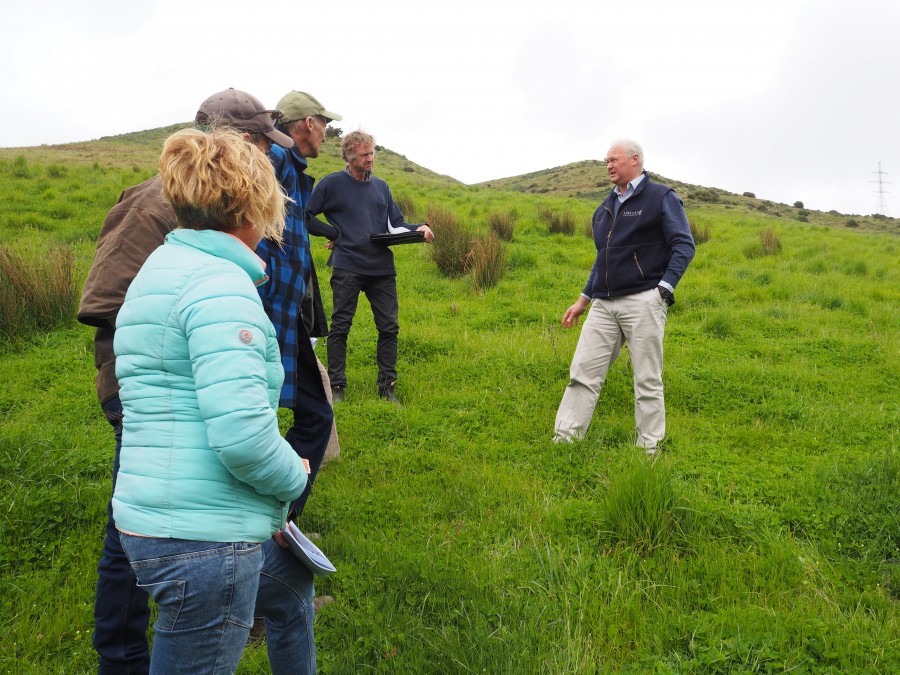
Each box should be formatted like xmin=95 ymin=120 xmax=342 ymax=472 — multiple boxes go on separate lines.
xmin=276 ymin=91 xmax=342 ymax=125
xmin=195 ymin=88 xmax=293 ymax=148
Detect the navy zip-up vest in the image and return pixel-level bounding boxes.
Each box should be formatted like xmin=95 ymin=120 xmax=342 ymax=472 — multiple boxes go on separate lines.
xmin=583 ymin=174 xmax=676 ymax=299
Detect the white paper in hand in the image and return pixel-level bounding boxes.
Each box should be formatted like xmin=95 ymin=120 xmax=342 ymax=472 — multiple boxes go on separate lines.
xmin=283 ymin=522 xmax=336 ymax=576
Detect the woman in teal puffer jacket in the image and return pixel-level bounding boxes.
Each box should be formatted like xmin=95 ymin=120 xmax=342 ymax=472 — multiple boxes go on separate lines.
xmin=112 ymin=128 xmax=309 ymax=674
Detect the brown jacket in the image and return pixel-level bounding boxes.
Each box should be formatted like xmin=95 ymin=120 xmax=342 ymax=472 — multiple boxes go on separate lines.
xmin=77 ymin=176 xmax=176 ymax=404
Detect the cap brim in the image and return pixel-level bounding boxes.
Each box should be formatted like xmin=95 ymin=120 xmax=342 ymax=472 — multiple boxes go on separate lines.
xmin=266 ymin=127 xmax=294 ymax=149
xmin=321 ymin=110 xmax=342 ymax=123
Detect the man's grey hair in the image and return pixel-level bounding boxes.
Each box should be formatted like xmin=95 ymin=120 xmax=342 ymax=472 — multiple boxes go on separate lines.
xmin=610 ymin=139 xmax=644 ymax=169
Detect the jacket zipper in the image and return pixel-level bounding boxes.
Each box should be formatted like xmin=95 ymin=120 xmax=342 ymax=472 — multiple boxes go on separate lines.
xmin=633 ymin=252 xmax=645 ymax=278
xmin=604 ymin=205 xmax=616 ymax=296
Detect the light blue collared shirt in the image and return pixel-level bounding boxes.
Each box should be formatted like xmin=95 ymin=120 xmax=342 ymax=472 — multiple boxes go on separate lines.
xmin=615 ymin=172 xmax=645 ymax=204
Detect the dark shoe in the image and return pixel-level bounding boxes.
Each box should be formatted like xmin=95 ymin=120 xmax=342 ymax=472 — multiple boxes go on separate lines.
xmin=331 ymin=386 xmax=345 ymax=403
xmin=378 ymin=385 xmax=400 ymax=404
xmin=248 ymin=616 xmax=266 ymax=643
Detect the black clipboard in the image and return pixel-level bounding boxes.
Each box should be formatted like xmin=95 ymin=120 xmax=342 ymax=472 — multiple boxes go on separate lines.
xmin=370 ymin=230 xmax=425 ymax=246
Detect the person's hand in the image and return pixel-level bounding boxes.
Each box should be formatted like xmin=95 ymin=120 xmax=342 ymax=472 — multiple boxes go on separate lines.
xmin=324 ymin=241 xmax=334 ymax=250
xmin=561 ymin=297 xmax=590 ymax=328
xmin=274 ymin=528 xmax=289 ymax=549
xmin=301 ymin=458 xmax=311 ymax=474
xmin=417 ymin=224 xmax=435 ymax=243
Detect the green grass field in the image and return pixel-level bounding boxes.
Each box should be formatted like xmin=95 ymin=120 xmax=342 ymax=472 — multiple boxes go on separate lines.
xmin=0 ymin=131 xmax=897 ymax=673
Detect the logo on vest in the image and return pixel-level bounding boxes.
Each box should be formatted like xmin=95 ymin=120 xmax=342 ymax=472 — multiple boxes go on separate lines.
xmin=238 ymin=329 xmax=253 ymax=344
xmin=622 ymin=209 xmax=643 ymax=217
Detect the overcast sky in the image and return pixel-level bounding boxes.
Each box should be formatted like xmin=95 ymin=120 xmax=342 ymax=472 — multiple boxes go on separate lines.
xmin=2 ymin=0 xmax=897 ymax=216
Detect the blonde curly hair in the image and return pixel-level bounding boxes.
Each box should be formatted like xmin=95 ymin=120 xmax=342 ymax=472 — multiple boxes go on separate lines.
xmin=159 ymin=127 xmax=287 ymax=244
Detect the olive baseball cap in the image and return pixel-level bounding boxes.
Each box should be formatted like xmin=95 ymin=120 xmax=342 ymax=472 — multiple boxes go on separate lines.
xmin=195 ymin=88 xmax=294 ymax=148
xmin=276 ymin=91 xmax=342 ymax=124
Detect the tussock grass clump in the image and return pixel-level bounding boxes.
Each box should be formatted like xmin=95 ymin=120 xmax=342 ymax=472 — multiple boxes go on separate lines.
xmin=689 ymin=219 xmax=711 ymax=244
xmin=744 ymin=227 xmax=783 ymax=258
xmin=470 ymin=234 xmax=506 ymax=291
xmin=761 ymin=227 xmax=782 ymax=255
xmin=394 ymin=193 xmax=417 ymax=221
xmin=599 ymin=457 xmax=695 ymax=555
xmin=428 ymin=204 xmax=474 ymax=277
xmin=539 ymin=204 xmax=576 ymax=235
xmin=487 ymin=210 xmax=516 ymax=241
xmin=0 ymin=245 xmax=79 ymax=341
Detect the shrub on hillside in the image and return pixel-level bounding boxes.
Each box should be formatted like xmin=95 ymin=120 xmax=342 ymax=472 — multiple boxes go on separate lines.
xmin=846 ymin=219 xmax=860 ymax=228
xmin=470 ymin=233 xmax=506 ymax=291
xmin=428 ymin=205 xmax=473 ymax=277
xmin=793 ymin=201 xmax=804 ymax=209
xmin=487 ymin=210 xmax=516 ymax=241
xmin=691 ymin=189 xmax=720 ymax=203
xmin=742 ymin=191 xmax=756 ymax=198
xmin=0 ymin=245 xmax=78 ymax=341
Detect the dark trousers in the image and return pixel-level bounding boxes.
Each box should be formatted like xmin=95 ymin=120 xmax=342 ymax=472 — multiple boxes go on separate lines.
xmin=327 ymin=268 xmax=399 ymax=390
xmin=286 ymin=325 xmax=334 ymax=520
xmin=93 ymin=395 xmax=151 ymax=675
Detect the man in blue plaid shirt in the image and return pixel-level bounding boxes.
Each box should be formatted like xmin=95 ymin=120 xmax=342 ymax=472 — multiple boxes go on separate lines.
xmin=255 ymin=90 xmax=342 ymax=519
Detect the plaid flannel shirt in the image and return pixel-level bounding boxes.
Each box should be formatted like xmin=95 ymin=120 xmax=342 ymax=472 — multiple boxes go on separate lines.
xmin=256 ymin=144 xmax=314 ymax=409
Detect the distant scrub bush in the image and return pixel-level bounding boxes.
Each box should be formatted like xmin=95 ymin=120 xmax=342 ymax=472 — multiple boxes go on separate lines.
xmin=46 ymin=164 xmax=67 ymax=179
xmin=598 ymin=457 xmax=694 ymax=555
xmin=691 ymin=189 xmax=720 ymax=203
xmin=0 ymin=244 xmax=79 ymax=341
xmin=793 ymin=201 xmax=804 ymax=209
xmin=797 ymin=215 xmax=809 ymax=223
xmin=428 ymin=204 xmax=473 ymax=278
xmin=846 ymin=219 xmax=859 ymax=228
xmin=470 ymin=233 xmax=506 ymax=291
xmin=487 ymin=210 xmax=516 ymax=241
xmin=689 ymin=219 xmax=711 ymax=244
xmin=742 ymin=191 xmax=756 ymax=198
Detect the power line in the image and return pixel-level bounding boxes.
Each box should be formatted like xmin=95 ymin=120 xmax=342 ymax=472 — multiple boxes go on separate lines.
xmin=872 ymin=162 xmax=890 ymax=216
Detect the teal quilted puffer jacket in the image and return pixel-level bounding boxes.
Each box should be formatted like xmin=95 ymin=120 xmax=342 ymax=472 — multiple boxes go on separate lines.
xmin=112 ymin=228 xmax=306 ymax=543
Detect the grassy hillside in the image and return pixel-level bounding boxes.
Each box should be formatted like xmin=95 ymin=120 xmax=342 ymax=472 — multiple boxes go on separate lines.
xmin=479 ymin=161 xmax=900 ymax=236
xmin=0 ymin=128 xmax=897 ymax=673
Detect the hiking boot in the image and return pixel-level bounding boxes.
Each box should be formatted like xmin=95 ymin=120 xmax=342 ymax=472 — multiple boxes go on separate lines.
xmin=331 ymin=385 xmax=345 ymax=403
xmin=378 ymin=384 xmax=399 ymax=404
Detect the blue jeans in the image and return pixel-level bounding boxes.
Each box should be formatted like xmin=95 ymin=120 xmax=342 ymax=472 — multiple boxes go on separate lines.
xmin=256 ymin=538 xmax=317 ymax=675
xmin=119 ymin=535 xmax=264 ymax=675
xmin=93 ymin=395 xmax=151 ymax=675
xmin=119 ymin=536 xmax=317 ymax=674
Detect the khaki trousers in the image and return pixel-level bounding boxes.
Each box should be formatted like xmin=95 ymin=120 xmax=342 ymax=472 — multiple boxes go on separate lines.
xmin=554 ymin=288 xmax=669 ymax=448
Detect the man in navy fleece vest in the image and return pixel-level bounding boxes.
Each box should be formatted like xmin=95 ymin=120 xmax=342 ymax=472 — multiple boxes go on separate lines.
xmin=553 ymin=139 xmax=695 ymax=454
